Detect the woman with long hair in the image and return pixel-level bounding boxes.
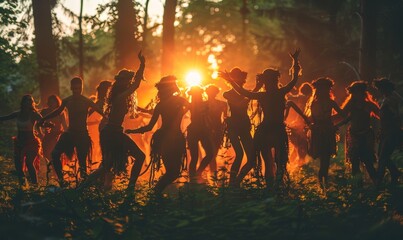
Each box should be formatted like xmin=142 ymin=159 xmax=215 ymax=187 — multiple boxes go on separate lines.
xmin=40 ymin=95 xmax=67 ymax=182
xmin=126 ymin=76 xmax=189 ymax=194
xmin=306 ymin=77 xmax=343 ymax=187
xmin=373 ymin=78 xmax=402 ymax=185
xmin=81 ymin=52 xmax=146 ymax=192
xmin=338 ymin=81 xmax=379 ymax=183
xmin=218 ymin=67 xmax=255 ymax=187
xmin=0 ymin=95 xmax=42 ymax=185
xmin=220 ymin=49 xmax=301 ymax=187
xmin=186 ymin=85 xmax=215 ymax=182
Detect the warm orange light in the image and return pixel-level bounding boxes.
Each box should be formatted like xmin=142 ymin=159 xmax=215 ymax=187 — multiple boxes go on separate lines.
xmin=185 ymin=70 xmax=202 ymax=87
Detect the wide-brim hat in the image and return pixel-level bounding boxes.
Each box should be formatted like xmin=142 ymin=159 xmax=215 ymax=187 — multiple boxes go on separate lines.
xmin=155 ymin=75 xmax=180 ymax=94
xmin=187 ymin=85 xmax=204 ymax=96
xmin=229 ymin=67 xmax=247 ymax=81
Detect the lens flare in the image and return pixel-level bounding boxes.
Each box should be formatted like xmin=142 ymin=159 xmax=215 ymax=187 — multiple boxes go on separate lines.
xmin=185 ymin=70 xmax=202 ymax=87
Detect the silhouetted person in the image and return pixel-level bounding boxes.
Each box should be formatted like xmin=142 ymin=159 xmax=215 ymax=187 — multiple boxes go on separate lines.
xmin=126 ymin=76 xmax=188 ymax=194
xmin=88 ymin=80 xmax=112 ymax=169
xmin=373 ymin=78 xmax=402 ymax=185
xmin=186 ymin=86 xmax=215 ymax=182
xmin=39 ymin=77 xmax=104 ymax=186
xmin=205 ymin=84 xmax=227 ymax=176
xmin=81 ymin=52 xmax=146 ymax=193
xmin=286 ymin=82 xmax=313 ymax=163
xmin=0 ymin=95 xmax=42 ymax=185
xmin=40 ymin=95 xmax=67 ymax=182
xmin=306 ymin=77 xmax=343 ymax=187
xmin=338 ymin=81 xmax=379 ymax=183
xmin=219 ymin=67 xmax=255 ymax=187
xmin=220 ymin=49 xmax=301 ymax=187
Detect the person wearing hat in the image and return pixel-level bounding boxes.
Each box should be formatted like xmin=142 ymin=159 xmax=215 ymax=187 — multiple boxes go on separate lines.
xmin=186 ymin=85 xmax=215 ymax=182
xmin=220 ymin=49 xmax=301 ymax=188
xmin=338 ymin=81 xmax=379 ymax=183
xmin=126 ymin=75 xmax=189 ymax=194
xmin=80 ymin=51 xmax=146 ymax=193
xmin=373 ymin=78 xmax=402 ymax=185
xmin=306 ymin=77 xmax=343 ymax=187
xmin=40 ymin=77 xmax=105 ymax=187
xmin=218 ymin=67 xmax=255 ymax=187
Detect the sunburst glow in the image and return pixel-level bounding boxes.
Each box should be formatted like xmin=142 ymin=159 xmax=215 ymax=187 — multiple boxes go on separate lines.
xmin=185 ymin=70 xmax=202 ymax=87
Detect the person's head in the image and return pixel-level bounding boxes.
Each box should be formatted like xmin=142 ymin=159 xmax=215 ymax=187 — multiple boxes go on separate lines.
xmin=257 ymin=68 xmax=281 ymax=90
xmin=47 ymin=94 xmax=62 ymax=109
xmin=205 ymin=84 xmax=220 ymax=99
xmin=311 ymin=77 xmax=334 ymax=99
xmin=114 ymin=69 xmax=135 ymax=86
xmin=299 ymin=82 xmax=313 ymax=97
xmin=373 ymin=78 xmax=395 ymax=96
xmin=346 ymin=81 xmax=367 ymax=100
xmin=229 ymin=67 xmax=247 ymax=86
xmin=20 ymin=94 xmax=36 ymax=112
xmin=187 ymin=85 xmax=204 ymax=102
xmin=155 ymin=75 xmax=180 ymax=99
xmin=70 ymin=77 xmax=83 ymax=95
xmin=96 ymin=80 xmax=112 ymax=101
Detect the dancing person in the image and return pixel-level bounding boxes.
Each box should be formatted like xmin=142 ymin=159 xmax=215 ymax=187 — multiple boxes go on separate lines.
xmin=220 ymin=49 xmax=301 ymax=187
xmin=205 ymin=84 xmax=227 ymax=176
xmin=285 ymin=83 xmax=313 ymax=163
xmin=126 ymin=76 xmax=188 ymax=194
xmin=219 ymin=67 xmax=255 ymax=187
xmin=80 ymin=52 xmax=146 ymax=193
xmin=337 ymin=81 xmax=379 ymax=183
xmin=0 ymin=95 xmax=42 ymax=185
xmin=39 ymin=95 xmax=67 ymax=182
xmin=373 ymin=78 xmax=402 ymax=185
xmin=186 ymin=86 xmax=215 ymax=182
xmin=39 ymin=77 xmax=105 ymax=186
xmin=306 ymin=77 xmax=343 ymax=187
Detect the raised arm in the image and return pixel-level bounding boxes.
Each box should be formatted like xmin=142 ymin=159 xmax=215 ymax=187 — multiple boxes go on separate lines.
xmin=219 ymin=71 xmax=260 ymax=99
xmin=125 ymin=104 xmax=161 ymax=134
xmin=286 ymin=101 xmax=311 ymax=125
xmin=40 ymin=101 xmax=66 ymax=123
xmin=119 ymin=51 xmax=146 ymax=99
xmin=281 ymin=48 xmax=301 ymax=94
xmin=0 ymin=111 xmax=19 ymax=121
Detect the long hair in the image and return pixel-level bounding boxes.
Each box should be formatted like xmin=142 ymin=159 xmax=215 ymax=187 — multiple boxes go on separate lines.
xmin=341 ymin=81 xmax=379 ymax=119
xmin=20 ymin=94 xmax=38 ymax=115
xmin=104 ymin=79 xmax=137 ymax=118
xmin=305 ymin=77 xmax=335 ymax=117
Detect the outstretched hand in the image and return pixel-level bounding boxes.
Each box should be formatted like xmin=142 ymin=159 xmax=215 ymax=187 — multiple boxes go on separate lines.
xmin=138 ymin=51 xmax=145 ymax=64
xmin=218 ymin=70 xmax=233 ymax=83
xmin=289 ymin=48 xmax=301 ymax=62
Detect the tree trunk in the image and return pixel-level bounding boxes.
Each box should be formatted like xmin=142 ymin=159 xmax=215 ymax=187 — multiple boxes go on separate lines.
xmin=142 ymin=0 xmax=151 ymax=51
xmin=359 ymin=0 xmax=377 ymax=83
xmin=161 ymin=0 xmax=177 ymax=75
xmin=78 ymin=0 xmax=84 ymax=78
xmin=32 ymin=0 xmax=59 ymax=105
xmin=116 ymin=0 xmax=140 ymax=70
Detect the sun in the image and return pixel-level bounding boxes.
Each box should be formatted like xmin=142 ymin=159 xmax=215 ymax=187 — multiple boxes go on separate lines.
xmin=185 ymin=70 xmax=202 ymax=87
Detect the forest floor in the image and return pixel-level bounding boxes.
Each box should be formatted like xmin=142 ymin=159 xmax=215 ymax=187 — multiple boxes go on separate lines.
xmin=0 ymin=144 xmax=403 ymax=239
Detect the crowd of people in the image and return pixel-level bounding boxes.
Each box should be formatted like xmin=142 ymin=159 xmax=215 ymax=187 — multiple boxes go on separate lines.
xmin=0 ymin=50 xmax=401 ymax=195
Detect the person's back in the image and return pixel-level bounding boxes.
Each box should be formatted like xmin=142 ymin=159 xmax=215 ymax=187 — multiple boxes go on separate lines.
xmin=159 ymin=95 xmax=187 ymax=132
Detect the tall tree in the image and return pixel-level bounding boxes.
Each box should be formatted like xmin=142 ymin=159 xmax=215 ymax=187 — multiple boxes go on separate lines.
xmin=161 ymin=0 xmax=177 ymax=75
xmin=78 ymin=0 xmax=84 ymax=78
xmin=32 ymin=0 xmax=59 ymax=104
xmin=115 ymin=0 xmax=140 ymax=70
xmin=359 ymin=0 xmax=377 ymax=83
